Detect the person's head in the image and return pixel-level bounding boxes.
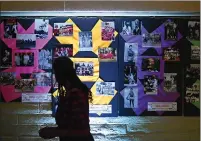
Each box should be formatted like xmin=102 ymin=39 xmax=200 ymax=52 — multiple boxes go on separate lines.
xmin=53 ymin=57 xmax=92 ymax=102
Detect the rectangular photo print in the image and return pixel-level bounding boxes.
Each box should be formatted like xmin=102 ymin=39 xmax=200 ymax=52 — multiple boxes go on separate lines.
xmin=191 ymin=46 xmax=200 ymax=60
xmin=124 ymin=43 xmax=138 ymax=63
xmin=38 ymin=49 xmax=52 ymax=69
xmin=101 ymin=21 xmax=115 ymax=41
xmin=75 ymin=62 xmax=94 ymax=76
xmin=79 ymin=32 xmax=92 ymax=51
xmin=0 ymin=48 xmax=12 ymax=68
xmin=14 ymin=79 xmax=35 ymax=92
xmin=141 ymin=58 xmax=160 ymax=72
xmin=4 ymin=19 xmax=17 ymax=39
xmin=34 ymin=19 xmax=49 ymax=39
xmin=142 ymin=33 xmax=161 ymax=48
xmin=98 ymin=47 xmax=117 ymax=62
xmin=185 ymin=80 xmax=200 ymax=104
xmin=188 ymin=21 xmax=200 ymax=41
xmin=32 ymin=73 xmax=51 ymax=86
xmin=124 ymin=65 xmax=137 ymax=86
xmin=52 ymin=74 xmax=58 ymax=88
xmin=123 ymin=87 xmax=138 ymax=108
xmin=164 ymin=73 xmax=177 ymax=92
xmin=144 ymin=75 xmax=158 ymax=95
xmin=164 ymin=21 xmax=178 ymax=40
xmin=15 ymin=52 xmax=34 ymax=67
xmin=16 ymin=34 xmax=36 ymax=49
xmin=53 ymin=23 xmax=73 ymax=36
xmin=122 ymin=19 xmax=141 ymax=36
xmin=186 ymin=64 xmax=200 ymax=79
xmin=0 ymin=72 xmax=16 ymax=85
xmin=163 ymin=47 xmax=180 ymax=61
xmin=96 ymin=82 xmax=115 ymax=96
xmin=53 ymin=44 xmax=73 ymax=58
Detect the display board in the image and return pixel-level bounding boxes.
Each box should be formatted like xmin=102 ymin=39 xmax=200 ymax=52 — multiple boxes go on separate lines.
xmin=0 ymin=16 xmax=199 ymax=117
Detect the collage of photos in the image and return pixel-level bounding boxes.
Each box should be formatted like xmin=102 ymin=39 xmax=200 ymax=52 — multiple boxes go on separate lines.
xmin=53 ymin=23 xmax=73 ymax=36
xmin=164 ymin=73 xmax=177 ymax=92
xmin=96 ymin=82 xmax=115 ymax=96
xmin=34 ymin=19 xmax=49 ymax=39
xmin=122 ymin=19 xmax=141 ymax=35
xmin=38 ymin=49 xmax=52 ymax=70
xmin=98 ymin=47 xmax=117 ymax=62
xmin=0 ymin=48 xmax=12 ymax=68
xmin=142 ymin=33 xmax=161 ymax=48
xmin=124 ymin=43 xmax=138 ymax=63
xmin=79 ymin=32 xmax=92 ymax=51
xmin=191 ymin=46 xmax=200 ymax=60
xmin=164 ymin=21 xmax=178 ymax=40
xmin=101 ymin=22 xmax=115 ymax=41
xmin=185 ymin=80 xmax=200 ymax=103
xmin=14 ymin=79 xmax=36 ymax=92
xmin=31 ymin=73 xmax=52 ymax=86
xmin=163 ymin=47 xmax=180 ymax=61
xmin=124 ymin=65 xmax=137 ymax=86
xmin=122 ymin=87 xmax=138 ymax=108
xmin=15 ymin=52 xmax=34 ymax=67
xmin=141 ymin=58 xmax=160 ymax=72
xmin=54 ymin=45 xmax=73 ymax=58
xmin=4 ymin=19 xmax=17 ymax=39
xmin=188 ymin=21 xmax=200 ymax=41
xmin=0 ymin=72 xmax=16 ymax=85
xmin=75 ymin=62 xmax=94 ymax=76
xmin=144 ymin=75 xmax=158 ymax=95
xmin=16 ymin=34 xmax=36 ymax=49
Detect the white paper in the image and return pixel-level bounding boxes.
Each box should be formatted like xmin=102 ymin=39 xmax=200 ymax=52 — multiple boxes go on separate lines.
xmin=89 ymin=105 xmax=112 ymax=114
xmin=22 ymin=93 xmax=52 ymax=103
xmin=148 ymin=102 xmax=177 ymax=111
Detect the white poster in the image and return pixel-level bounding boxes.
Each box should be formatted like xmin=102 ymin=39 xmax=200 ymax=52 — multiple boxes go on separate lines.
xmin=22 ymin=93 xmax=52 ymax=103
xmin=148 ymin=102 xmax=177 ymax=111
xmin=89 ymin=105 xmax=112 ymax=114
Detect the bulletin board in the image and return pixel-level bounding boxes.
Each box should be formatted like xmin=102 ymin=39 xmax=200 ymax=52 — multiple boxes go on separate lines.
xmin=0 ymin=12 xmax=200 ymax=117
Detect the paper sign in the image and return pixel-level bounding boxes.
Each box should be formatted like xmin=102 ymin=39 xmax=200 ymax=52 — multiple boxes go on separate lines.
xmin=22 ymin=93 xmax=52 ymax=102
xmin=89 ymin=105 xmax=112 ymax=114
xmin=148 ymin=102 xmax=177 ymax=111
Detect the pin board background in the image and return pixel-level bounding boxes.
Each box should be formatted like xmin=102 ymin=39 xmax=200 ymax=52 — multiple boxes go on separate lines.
xmin=0 ymin=16 xmax=200 ymax=117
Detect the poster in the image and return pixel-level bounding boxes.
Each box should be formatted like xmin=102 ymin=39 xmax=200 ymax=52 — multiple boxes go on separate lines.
xmin=101 ymin=21 xmax=115 ymax=41
xmin=53 ymin=23 xmax=73 ymax=36
xmin=122 ymin=19 xmax=141 ymax=35
xmin=75 ymin=62 xmax=94 ymax=76
xmin=35 ymin=19 xmax=49 ymax=39
xmin=142 ymin=33 xmax=161 ymax=48
xmin=98 ymin=47 xmax=117 ymax=62
xmin=124 ymin=65 xmax=137 ymax=86
xmin=31 ymin=73 xmax=52 ymax=86
xmin=141 ymin=58 xmax=160 ymax=72
xmin=53 ymin=44 xmax=73 ymax=58
xmin=14 ymin=79 xmax=35 ymax=92
xmin=0 ymin=47 xmax=12 ymax=68
xmin=15 ymin=52 xmax=34 ymax=67
xmin=163 ymin=47 xmax=180 ymax=61
xmin=164 ymin=73 xmax=177 ymax=92
xmin=124 ymin=43 xmax=138 ymax=63
xmin=187 ymin=21 xmax=200 ymax=41
xmin=16 ymin=34 xmax=36 ymax=49
xmin=79 ymin=32 xmax=92 ymax=51
xmin=4 ymin=19 xmax=17 ymax=38
xmin=0 ymin=72 xmax=16 ymax=85
xmin=38 ymin=49 xmax=52 ymax=70
xmin=96 ymin=82 xmax=115 ymax=96
xmin=164 ymin=21 xmax=178 ymax=40
xmin=144 ymin=75 xmax=158 ymax=95
xmin=122 ymin=87 xmax=138 ymax=108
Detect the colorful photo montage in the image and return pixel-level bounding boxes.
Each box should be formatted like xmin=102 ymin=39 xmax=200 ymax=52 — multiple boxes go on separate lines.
xmin=142 ymin=33 xmax=161 ymax=48
xmin=188 ymin=21 xmax=200 ymax=41
xmin=38 ymin=49 xmax=52 ymax=70
xmin=54 ymin=44 xmax=73 ymax=58
xmin=53 ymin=23 xmax=73 ymax=36
xmin=96 ymin=82 xmax=115 ymax=96
xmin=79 ymin=32 xmax=92 ymax=51
xmin=191 ymin=45 xmax=200 ymax=60
xmin=122 ymin=87 xmax=138 ymax=108
xmin=98 ymin=47 xmax=117 ymax=62
xmin=16 ymin=34 xmax=36 ymax=49
xmin=122 ymin=19 xmax=141 ymax=35
xmin=124 ymin=43 xmax=138 ymax=63
xmin=4 ymin=19 xmax=17 ymax=39
xmin=141 ymin=58 xmax=160 ymax=72
xmin=0 ymin=47 xmax=12 ymax=68
xmin=31 ymin=73 xmax=52 ymax=86
xmin=14 ymin=79 xmax=36 ymax=92
xmin=164 ymin=21 xmax=178 ymax=40
xmin=124 ymin=65 xmax=137 ymax=86
xmin=75 ymin=62 xmax=94 ymax=76
xmin=15 ymin=52 xmax=34 ymax=67
xmin=0 ymin=72 xmax=16 ymax=85
xmin=101 ymin=21 xmax=115 ymax=41
xmin=34 ymin=19 xmax=49 ymax=39
xmin=144 ymin=75 xmax=158 ymax=95
xmin=163 ymin=47 xmax=180 ymax=61
xmin=164 ymin=73 xmax=177 ymax=92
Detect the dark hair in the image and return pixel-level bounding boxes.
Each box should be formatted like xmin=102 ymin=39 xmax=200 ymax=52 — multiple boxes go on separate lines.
xmin=53 ymin=56 xmax=93 ymax=103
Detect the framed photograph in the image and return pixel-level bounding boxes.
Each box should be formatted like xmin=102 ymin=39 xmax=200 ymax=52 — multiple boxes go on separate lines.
xmin=53 ymin=23 xmax=73 ymax=36
xmin=122 ymin=87 xmax=138 ymax=108
xmin=98 ymin=47 xmax=117 ymax=62
xmin=75 ymin=62 xmax=94 ymax=76
xmin=96 ymin=82 xmax=115 ymax=96
xmin=0 ymin=72 xmax=16 ymax=85
xmin=38 ymin=49 xmax=52 ymax=69
xmin=141 ymin=58 xmax=160 ymax=72
xmin=144 ymin=75 xmax=158 ymax=95
xmin=4 ymin=19 xmax=17 ymax=39
xmin=15 ymin=52 xmax=34 ymax=67
xmin=53 ymin=44 xmax=73 ymax=58
xmin=164 ymin=73 xmax=177 ymax=92
xmin=164 ymin=21 xmax=178 ymax=40
xmin=191 ymin=46 xmax=200 ymax=60
xmin=14 ymin=79 xmax=35 ymax=92
xmin=16 ymin=34 xmax=36 ymax=49
xmin=79 ymin=32 xmax=92 ymax=51
xmin=34 ymin=19 xmax=49 ymax=39
xmin=31 ymin=73 xmax=52 ymax=86
xmin=124 ymin=43 xmax=138 ymax=63
xmin=101 ymin=21 xmax=115 ymax=41
xmin=163 ymin=47 xmax=180 ymax=61
xmin=188 ymin=21 xmax=200 ymax=41
xmin=0 ymin=48 xmax=12 ymax=68
xmin=142 ymin=33 xmax=161 ymax=48
xmin=124 ymin=65 xmax=137 ymax=86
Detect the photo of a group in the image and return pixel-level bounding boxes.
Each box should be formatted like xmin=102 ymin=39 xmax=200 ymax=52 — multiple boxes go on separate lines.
xmin=31 ymin=73 xmax=51 ymax=86
xmin=144 ymin=75 xmax=158 ymax=95
xmin=188 ymin=21 xmax=200 ymax=41
xmin=53 ymin=23 xmax=73 ymax=36
xmin=98 ymin=47 xmax=117 ymax=62
xmin=164 ymin=73 xmax=177 ymax=92
xmin=122 ymin=19 xmax=141 ymax=36
xmin=142 ymin=33 xmax=161 ymax=48
xmin=75 ymin=62 xmax=94 ymax=76
xmin=0 ymin=48 xmax=12 ymax=68
xmin=38 ymin=49 xmax=52 ymax=70
xmin=96 ymin=82 xmax=115 ymax=96
xmin=101 ymin=21 xmax=115 ymax=41
xmin=164 ymin=21 xmax=178 ymax=40
xmin=34 ymin=19 xmax=49 ymax=39
xmin=191 ymin=46 xmax=200 ymax=60
xmin=15 ymin=52 xmax=34 ymax=67
xmin=141 ymin=58 xmax=160 ymax=72
xmin=163 ymin=47 xmax=180 ymax=61
xmin=79 ymin=32 xmax=92 ymax=51
xmin=4 ymin=19 xmax=17 ymax=39
xmin=54 ymin=45 xmax=73 ymax=58
xmin=124 ymin=65 xmax=137 ymax=86
xmin=16 ymin=34 xmax=36 ymax=49
xmin=122 ymin=87 xmax=138 ymax=108
xmin=0 ymin=72 xmax=16 ymax=85
xmin=185 ymin=80 xmax=200 ymax=103
xmin=14 ymin=79 xmax=36 ymax=92
xmin=124 ymin=43 xmax=138 ymax=63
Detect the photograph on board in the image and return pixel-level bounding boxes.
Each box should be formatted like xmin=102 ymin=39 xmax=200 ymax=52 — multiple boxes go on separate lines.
xmin=122 ymin=87 xmax=138 ymax=108
xmin=0 ymin=47 xmax=12 ymax=68
xmin=0 ymin=72 xmax=16 ymax=85
xmin=4 ymin=19 xmax=17 ymax=39
xmin=144 ymin=75 xmax=158 ymax=95
xmin=142 ymin=33 xmax=161 ymax=48
xmin=124 ymin=43 xmax=138 ymax=63
xmin=38 ymin=49 xmax=52 ymax=70
xmin=53 ymin=23 xmax=73 ymax=36
xmin=53 ymin=45 xmax=73 ymax=58
xmin=191 ymin=46 xmax=200 ymax=60
xmin=52 ymin=74 xmax=58 ymax=88
xmin=122 ymin=19 xmax=141 ymax=35
xmin=96 ymin=82 xmax=115 ymax=96
xmin=16 ymin=34 xmax=36 ymax=49
xmin=163 ymin=47 xmax=180 ymax=61
xmin=98 ymin=47 xmax=117 ymax=62
xmin=79 ymin=32 xmax=92 ymax=51
xmin=188 ymin=21 xmax=200 ymax=41
xmin=141 ymin=58 xmax=160 ymax=72
xmin=185 ymin=80 xmax=200 ymax=103
xmin=15 ymin=79 xmax=35 ymax=92
xmin=164 ymin=73 xmax=177 ymax=92
xmin=101 ymin=21 xmax=115 ymax=41
xmin=32 ymin=73 xmax=52 ymax=86
xmin=164 ymin=21 xmax=178 ymax=40
xmin=124 ymin=65 xmax=137 ymax=86
xmin=75 ymin=62 xmax=94 ymax=76
xmin=34 ymin=19 xmax=49 ymax=39
xmin=15 ymin=52 xmax=34 ymax=67
xmin=186 ymin=64 xmax=200 ymax=79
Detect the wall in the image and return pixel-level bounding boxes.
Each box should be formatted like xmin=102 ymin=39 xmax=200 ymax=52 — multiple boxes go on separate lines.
xmin=0 ymin=1 xmax=200 ymax=141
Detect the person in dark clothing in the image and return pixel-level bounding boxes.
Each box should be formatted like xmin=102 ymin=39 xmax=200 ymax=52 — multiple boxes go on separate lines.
xmin=39 ymin=57 xmax=94 ymax=141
